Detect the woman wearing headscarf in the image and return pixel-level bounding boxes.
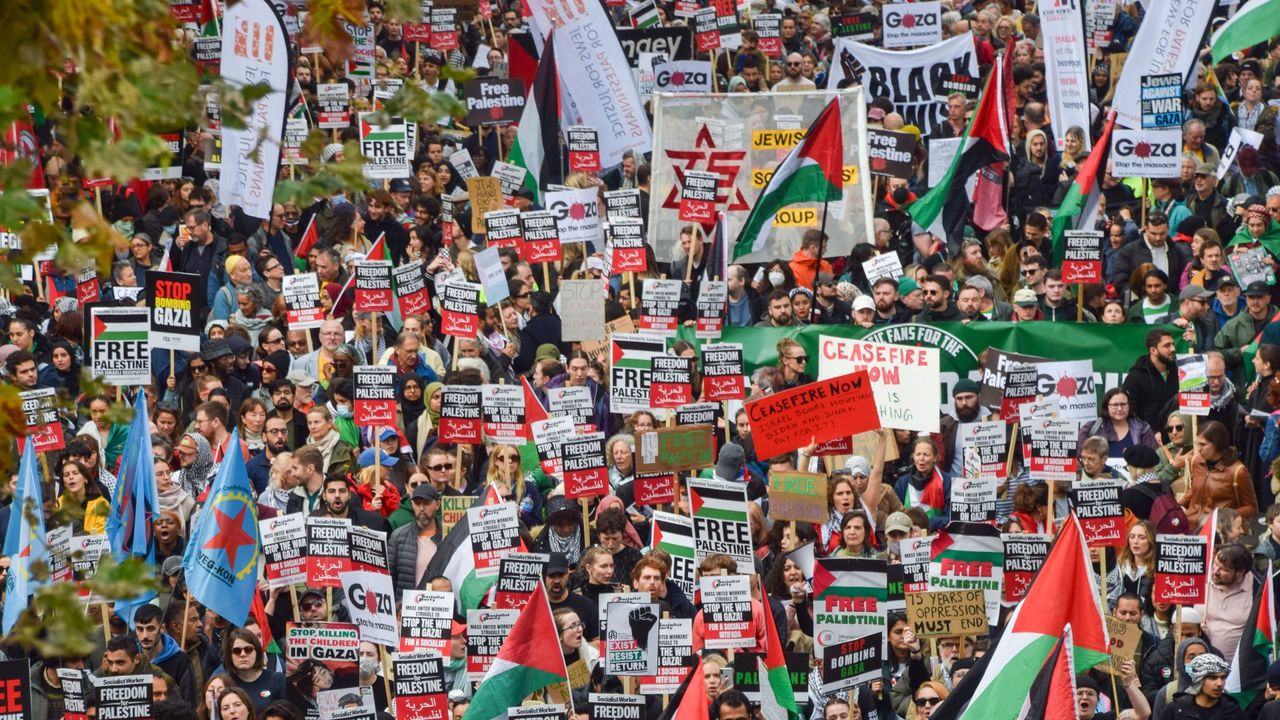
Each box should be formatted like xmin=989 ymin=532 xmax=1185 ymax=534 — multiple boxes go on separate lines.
xmin=1156 ymin=411 xmax=1195 ymax=492
xmin=173 ymin=432 xmax=216 ymax=499
xmin=397 ymin=375 xmax=427 ymax=460
xmin=322 ymin=282 xmax=355 ymax=325
xmin=414 ymin=382 xmax=444 ymax=459
xmin=39 ymin=339 xmax=81 ymax=398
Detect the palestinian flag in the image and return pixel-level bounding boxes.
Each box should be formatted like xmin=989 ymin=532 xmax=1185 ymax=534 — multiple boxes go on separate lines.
xmin=760 ymin=587 xmax=801 ymax=720
xmin=250 ymin=591 xmax=282 ymax=655
xmin=1226 ymin=561 xmax=1275 ymax=706
xmin=1017 ymin=626 xmax=1078 ymax=720
xmin=732 ymin=96 xmax=843 ymax=260
xmin=92 ymin=311 xmax=150 ymax=344
xmin=657 ymin=656 xmax=711 ymax=720
xmin=936 ymin=515 xmax=1109 ymax=720
xmin=518 ymin=376 xmax=549 ymax=474
xmin=702 ymin=212 xmax=728 ymax=282
xmin=294 ymin=214 xmax=318 ymax=260
xmin=688 ymin=479 xmax=749 ymax=523
xmin=509 ymin=30 xmax=560 ymax=203
xmin=330 ymin=232 xmax=386 ymax=310
xmin=629 ymin=0 xmax=662 ymax=28
xmin=908 ymin=55 xmax=1011 ymax=248
xmin=813 ymin=558 xmax=890 ymax=604
xmin=1050 ymin=111 xmax=1116 ymax=266
xmin=463 ymin=582 xmax=569 ymax=720
xmin=423 ymin=511 xmax=499 ymax=613
xmin=929 ymin=522 xmax=1004 ymax=589
xmin=1211 ymin=0 xmax=1280 ymax=63
xmin=651 ymin=511 xmax=696 ymax=597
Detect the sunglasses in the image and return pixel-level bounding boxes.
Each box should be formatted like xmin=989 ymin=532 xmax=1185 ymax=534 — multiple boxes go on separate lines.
xmin=231 ymin=646 xmax=256 ymax=656
xmin=189 ymin=364 xmax=207 ymax=373
xmin=301 ymin=601 xmax=324 ymax=611
xmin=428 ymin=463 xmax=455 ymax=472
xmin=1021 ymin=269 xmax=1038 ymax=276
xmin=1166 ymin=424 xmax=1184 ymax=432
xmin=915 ymin=698 xmax=941 ymax=708
xmin=498 ymin=454 xmax=520 ymax=462
xmin=788 ymin=355 xmax=808 ymax=363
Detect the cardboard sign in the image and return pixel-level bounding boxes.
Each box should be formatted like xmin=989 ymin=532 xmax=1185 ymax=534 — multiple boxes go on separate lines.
xmin=520 ymin=209 xmax=561 ymax=263
xmin=1028 ymin=417 xmax=1079 ymax=482
xmin=866 ymin=129 xmax=919 ymax=178
xmin=492 ymin=553 xmax=550 ymax=610
xmin=639 ymin=619 xmax=695 ymax=693
xmin=1002 ymin=533 xmax=1051 ymax=605
xmin=753 ymin=14 xmax=782 ymax=57
xmin=689 ymin=478 xmax=754 ymax=569
xmin=282 ymin=272 xmax=325 ymax=329
xmin=86 ymin=304 xmax=151 ymax=386
xmin=608 ymin=219 xmax=647 ymax=273
xmin=260 ymin=513 xmax=307 ymax=589
xmin=439 ymin=281 xmax=481 ymax=337
xmin=650 ymin=355 xmax=694 ymax=408
xmin=1062 ymin=231 xmax=1104 ymax=284
xmin=567 ymin=126 xmax=601 ymax=173
xmin=951 ymin=476 xmax=998 ymax=523
xmin=392 ymin=261 xmax=432 ymax=317
xmin=679 ymin=170 xmax=718 ymax=223
xmin=639 ymin=278 xmax=682 ymax=337
xmin=468 ymin=502 xmax=521 ymax=576
xmin=485 ymin=208 xmax=523 ymax=251
xmin=560 ymin=279 xmax=605 ymax=343
xmin=94 ymin=674 xmax=150 ymax=720
xmin=563 ymin=435 xmax=609 ymax=499
xmin=439 ymin=385 xmax=483 ymax=444
xmin=701 ymin=342 xmax=746 ymax=401
xmin=695 ymin=280 xmax=728 ymax=340
xmin=467 ymin=608 xmax=519 ymax=680
xmin=399 ymin=590 xmax=455 ymax=654
xmin=769 ymin=471 xmax=829 ymax=525
xmin=354 ymin=261 xmax=394 ymax=312
xmin=393 ymin=652 xmax=448 ymax=719
xmin=307 ymin=516 xmax=352 ymax=587
xmin=694 ymin=7 xmax=721 ymax=51
xmin=905 ymin=590 xmax=988 ymax=637
xmin=1154 ymin=534 xmax=1207 ymax=605
xmin=1070 ymin=480 xmax=1125 ymax=547
xmin=467 ymin=176 xmax=504 ymax=236
xmin=440 ymin=495 xmax=474 ymax=538
xmin=1140 ymin=74 xmax=1184 ymax=129
xmin=604 ymin=601 xmax=661 ymax=674
xmin=352 ymin=365 xmax=396 ymax=427
xmin=745 ymin=372 xmax=879 ymax=459
xmin=636 ymin=425 xmax=715 ymax=474
xmin=821 ymin=632 xmax=882 ymax=694
xmin=701 ymin=574 xmax=755 ymax=649
xmin=818 ymin=336 xmax=940 ymax=433
xmin=463 ymin=77 xmax=525 ymax=125
xmin=1097 ymin=616 xmax=1143 ymax=676
xmin=1110 ymin=129 xmax=1181 ymax=178
xmin=481 ymin=384 xmax=526 ymax=445
xmin=20 ymin=388 xmax=64 ymax=453
xmin=882 ymin=1 xmax=941 ymax=48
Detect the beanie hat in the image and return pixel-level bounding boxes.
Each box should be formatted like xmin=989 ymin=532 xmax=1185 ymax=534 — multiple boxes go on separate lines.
xmin=897 ymin=277 xmax=919 ymax=296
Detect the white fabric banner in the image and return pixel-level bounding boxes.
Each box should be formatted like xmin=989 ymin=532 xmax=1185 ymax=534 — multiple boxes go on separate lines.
xmin=1111 ymin=0 xmax=1216 ymax=129
xmin=1040 ymin=0 xmax=1092 ymax=151
xmin=524 ymin=5 xmax=652 ymax=166
xmin=828 ymin=33 xmax=978 ymax=138
xmin=647 ymin=88 xmax=873 ymax=264
xmin=219 ymin=0 xmax=290 ymax=219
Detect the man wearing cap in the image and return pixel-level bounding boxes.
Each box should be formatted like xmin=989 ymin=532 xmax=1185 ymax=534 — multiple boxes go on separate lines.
xmin=814 ymin=272 xmax=850 ymax=323
xmin=1214 ymin=280 xmax=1278 ymax=377
xmin=1211 ymin=275 xmax=1243 ymax=328
xmin=851 ymin=295 xmax=876 ymax=328
xmin=1169 ymin=284 xmax=1219 ymax=353
xmin=1162 ymin=653 xmax=1245 ymax=719
xmin=1011 ymin=287 xmax=1042 ymax=322
xmin=388 ymin=483 xmax=441 ymax=597
xmin=1187 ymin=161 xmax=1228 ymax=229
xmin=876 ymin=512 xmax=914 ymax=563
xmin=201 ymin=338 xmax=249 ymax=410
xmin=965 ymin=276 xmax=1013 ymax=321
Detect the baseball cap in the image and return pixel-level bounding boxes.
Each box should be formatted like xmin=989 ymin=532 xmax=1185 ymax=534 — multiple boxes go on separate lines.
xmin=389 ymin=178 xmax=412 ymax=193
xmin=412 ymin=484 xmax=441 ymax=502
xmin=545 ymin=552 xmax=570 ymax=575
xmin=852 ymin=295 xmax=875 ymax=312
xmin=1012 ymin=288 xmax=1039 ymax=306
xmin=817 ymin=272 xmax=836 ymax=286
xmin=358 ymin=447 xmax=398 ymax=468
xmin=885 ymin=512 xmax=913 ymax=535
xmin=1245 ymin=281 xmax=1271 ymax=297
xmin=286 ymin=369 xmax=316 ymax=388
xmin=1194 ymin=162 xmax=1216 ymax=176
xmin=1178 ymin=285 xmax=1212 ymax=302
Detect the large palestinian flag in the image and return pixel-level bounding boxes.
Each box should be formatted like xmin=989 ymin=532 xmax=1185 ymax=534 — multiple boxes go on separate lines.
xmin=1226 ymin=561 xmax=1276 ymax=706
xmin=463 ymin=582 xmax=569 ymax=720
xmin=423 ymin=511 xmax=498 ymax=613
xmin=1050 ymin=112 xmax=1116 ymax=266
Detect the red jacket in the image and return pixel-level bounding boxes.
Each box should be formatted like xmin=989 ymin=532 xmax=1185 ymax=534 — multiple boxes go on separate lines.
xmin=353 ymin=481 xmax=401 ymax=518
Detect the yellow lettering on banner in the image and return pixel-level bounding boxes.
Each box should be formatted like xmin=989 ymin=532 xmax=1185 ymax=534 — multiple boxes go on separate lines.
xmin=842 ymin=165 xmax=860 ymax=185
xmin=753 ymin=165 xmax=860 ymax=189
xmin=774 ymin=208 xmax=819 ymax=227
xmin=751 ymin=129 xmax=806 ymax=150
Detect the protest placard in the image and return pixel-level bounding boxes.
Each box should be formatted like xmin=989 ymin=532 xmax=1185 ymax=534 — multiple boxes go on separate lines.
xmin=649 ymin=356 xmax=693 ymax=408
xmin=399 ymin=590 xmax=455 ymax=654
xmin=821 ymin=632 xmax=882 ymax=694
xmin=484 ymin=208 xmax=522 ymax=251
xmin=307 ymin=516 xmax=352 ymax=587
xmin=467 ymin=177 xmax=503 ymax=236
xmin=862 ymin=252 xmax=904 ymax=285
xmin=87 ymin=305 xmax=150 ymax=386
xmin=57 ymin=668 xmax=88 ymax=720
xmin=340 ymin=569 xmax=397 ymax=646
xmin=1071 ymin=480 xmax=1125 ymax=547
xmin=1140 ymin=74 xmax=1184 ymax=129
xmin=348 ymin=525 xmax=388 ymax=575
xmin=439 ymin=385 xmax=482 ymax=444
xmin=928 ymin=522 xmax=1003 ymax=624
xmin=1154 ymin=534 xmax=1207 ymax=604
xmin=1063 ymin=231 xmax=1104 ymax=284
xmin=19 ymin=388 xmax=64 ymax=453
xmin=610 ymin=332 xmax=666 ymax=414
xmin=636 ymin=425 xmax=714 ymax=474
xmin=753 ymin=13 xmax=782 ymax=56
xmin=678 ymin=171 xmax=718 ymax=223
xmin=818 ymin=336 xmax=940 ymax=433
xmin=563 ymin=435 xmax=609 ymax=500
xmin=701 ymin=574 xmax=755 ymax=649
xmin=492 ymin=552 xmax=550 ymax=610
xmin=1096 ymin=616 xmax=1143 ymax=676
xmin=959 ymin=421 xmax=1007 ymax=479
xmin=439 ymin=281 xmax=481 ymax=337
xmin=608 ymin=219 xmax=647 ymax=273
xmin=146 ymin=270 xmax=204 ymax=352
xmin=468 ymin=502 xmax=521 ymax=576
xmin=463 ymin=77 xmax=524 ymax=126
xmin=359 ymin=114 xmax=411 ymax=179
xmin=605 ymin=601 xmax=661 ymax=674
xmin=745 ymin=372 xmax=879 ymax=458
xmin=694 ymin=6 xmax=720 ymax=51
xmin=882 ymin=1 xmax=941 ymax=48
xmin=639 ymin=278 xmax=682 ymax=336
xmin=392 ymin=261 xmax=431 ymax=317
xmin=638 ymin=618 xmax=695 ymax=694
xmin=951 ymin=476 xmax=998 ymax=523
xmin=441 ymin=495 xmax=474 ymax=538
xmin=813 ymin=559 xmax=887 ymax=651
xmin=353 ymin=261 xmax=393 ymax=312
xmin=1110 ymin=129 xmax=1181 ymax=177
xmin=1178 ymin=354 xmax=1211 ymax=416
xmin=603 ymin=189 xmax=641 ymax=221
xmin=567 ymin=126 xmax=601 ymax=173
xmin=317 ymin=83 xmax=351 ymax=128
xmin=701 ymin=342 xmax=746 ymax=401
xmin=979 ymin=349 xmax=1048 ymax=407
xmin=282 ymin=273 xmax=325 ymax=329
xmin=392 ymin=652 xmax=448 ymax=720
xmin=94 ymin=674 xmax=150 ymax=720
xmin=467 ymin=609 xmax=519 ymax=680
xmin=1002 ymin=533 xmax=1051 ymax=605
xmin=688 ymin=478 xmax=753 ymax=569
xmin=559 ymin=279 xmax=605 ymax=343
xmin=532 ymin=416 xmax=577 ymax=477
xmin=481 ymin=384 xmax=526 ymax=445
xmin=905 ymin=589 xmax=988 ymax=637
xmin=352 ymin=366 xmax=396 ymax=428
xmin=285 ymin=622 xmax=359 ymax=688
xmin=769 ymin=471 xmax=829 ymax=525
xmin=520 ymin=209 xmax=561 ymax=264
xmin=1028 ymin=417 xmax=1079 ymax=482
xmin=547 ymin=386 xmax=595 ymax=431
xmin=429 ymin=7 xmax=458 ymax=49
xmin=589 ymin=694 xmax=645 ymax=720
xmin=866 ymin=129 xmax=918 ymax=178
xmin=695 ymin=280 xmax=728 ymax=339
xmin=260 ymin=514 xmax=307 ymax=588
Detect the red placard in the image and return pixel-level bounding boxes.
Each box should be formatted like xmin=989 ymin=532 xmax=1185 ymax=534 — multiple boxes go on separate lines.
xmin=679 ymin=171 xmax=718 ymax=224
xmin=354 ymin=262 xmax=394 ymax=312
xmin=1153 ymin=534 xmax=1207 ymax=605
xmin=695 ymin=7 xmax=721 ymax=52
xmin=1070 ymin=481 xmax=1125 ymax=548
xmin=439 ymin=386 xmax=483 ymax=444
xmin=306 ymin=517 xmax=352 ymax=588
xmin=814 ymin=436 xmax=853 ymax=456
xmin=633 ymin=473 xmax=677 ymax=505
xmin=77 ymin=271 xmax=100 ymax=304
xmin=440 ymin=282 xmax=481 ymax=337
xmin=567 ymin=126 xmax=601 ymax=174
xmin=403 ymin=23 xmax=432 ymax=42
xmin=1061 ymin=231 xmax=1104 ymax=284
xmin=744 ymin=372 xmax=879 ymax=459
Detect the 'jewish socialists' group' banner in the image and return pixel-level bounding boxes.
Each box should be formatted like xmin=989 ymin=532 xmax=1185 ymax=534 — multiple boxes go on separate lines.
xmin=675 ymin=321 xmax=1182 ymax=416
xmin=648 ymin=88 xmax=873 ymax=265
xmin=827 ymin=33 xmax=978 ymax=138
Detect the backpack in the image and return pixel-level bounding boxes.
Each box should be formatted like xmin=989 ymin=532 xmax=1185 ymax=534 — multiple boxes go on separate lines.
xmin=1145 ymin=485 xmax=1190 ymax=534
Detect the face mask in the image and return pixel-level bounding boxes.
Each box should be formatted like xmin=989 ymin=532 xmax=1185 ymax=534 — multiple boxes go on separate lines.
xmin=164 ymin=224 xmax=179 ymax=238
xmin=114 ymin=220 xmax=134 ymax=237
xmin=334 ymin=404 xmax=353 ymax=418
xmin=887 ymin=540 xmax=902 ymax=557
xmin=892 ymin=187 xmax=911 ymax=205
xmin=359 ymin=658 xmax=380 ymax=676
xmin=768 ymin=271 xmax=785 ymax=287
